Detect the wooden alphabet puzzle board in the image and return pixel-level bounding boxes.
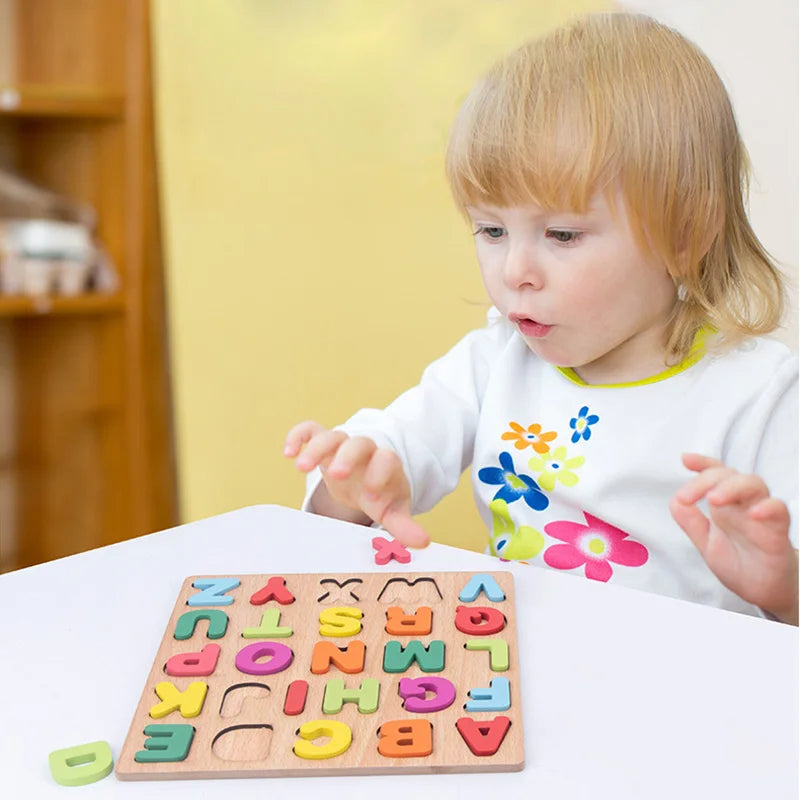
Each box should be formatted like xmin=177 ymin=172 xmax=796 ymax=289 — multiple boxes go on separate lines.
xmin=116 ymin=571 xmax=524 ymax=779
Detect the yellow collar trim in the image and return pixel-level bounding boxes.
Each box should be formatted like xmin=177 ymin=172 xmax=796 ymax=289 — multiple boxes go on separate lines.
xmin=556 ymin=327 xmax=713 ymax=388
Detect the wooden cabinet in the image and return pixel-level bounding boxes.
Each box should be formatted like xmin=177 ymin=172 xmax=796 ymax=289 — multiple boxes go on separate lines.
xmin=0 ymin=0 xmax=177 ymax=571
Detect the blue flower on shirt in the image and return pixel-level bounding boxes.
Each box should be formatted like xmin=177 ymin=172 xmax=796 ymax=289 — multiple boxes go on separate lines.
xmin=478 ymin=451 xmax=549 ymax=511
xmin=569 ymin=405 xmax=599 ymax=443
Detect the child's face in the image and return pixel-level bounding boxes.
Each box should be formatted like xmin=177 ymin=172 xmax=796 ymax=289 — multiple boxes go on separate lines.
xmin=466 ymin=191 xmax=677 ymax=384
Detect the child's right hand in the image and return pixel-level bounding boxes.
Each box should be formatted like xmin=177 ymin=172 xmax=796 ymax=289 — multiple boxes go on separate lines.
xmin=283 ymin=420 xmax=430 ymax=548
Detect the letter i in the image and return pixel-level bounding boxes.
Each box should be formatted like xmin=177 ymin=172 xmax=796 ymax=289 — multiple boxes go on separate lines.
xmin=284 ymin=680 xmax=309 ymax=716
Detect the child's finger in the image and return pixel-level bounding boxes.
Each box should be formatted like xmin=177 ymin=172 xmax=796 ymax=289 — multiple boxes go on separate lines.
xmin=381 ymin=509 xmax=431 ymax=549
xmin=294 ymin=429 xmax=349 ymax=472
xmin=327 ymin=436 xmax=379 ymax=479
xmin=681 ymin=452 xmax=724 ymax=473
xmin=748 ymin=496 xmax=791 ymax=526
xmin=283 ymin=420 xmax=326 ymax=457
xmin=674 ymin=465 xmax=737 ymax=505
xmin=359 ymin=491 xmax=430 ymax=548
xmin=347 ymin=450 xmax=428 ymax=547
xmin=706 ymin=473 xmax=769 ymax=507
xmin=669 ymin=495 xmax=711 ymax=552
xmin=362 ymin=448 xmax=405 ymax=496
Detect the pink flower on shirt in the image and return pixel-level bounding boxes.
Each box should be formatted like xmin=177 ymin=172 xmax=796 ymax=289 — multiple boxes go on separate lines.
xmin=543 ymin=513 xmax=648 ymax=582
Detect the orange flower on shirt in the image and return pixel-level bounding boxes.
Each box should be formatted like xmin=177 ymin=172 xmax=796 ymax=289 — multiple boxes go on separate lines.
xmin=501 ymin=422 xmax=557 ymax=454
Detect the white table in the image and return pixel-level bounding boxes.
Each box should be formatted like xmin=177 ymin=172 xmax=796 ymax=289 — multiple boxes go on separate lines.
xmin=1 ymin=504 xmax=797 ymax=798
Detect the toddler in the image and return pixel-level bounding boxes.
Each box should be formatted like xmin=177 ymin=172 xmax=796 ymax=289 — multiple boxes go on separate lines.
xmin=284 ymin=13 xmax=798 ymax=623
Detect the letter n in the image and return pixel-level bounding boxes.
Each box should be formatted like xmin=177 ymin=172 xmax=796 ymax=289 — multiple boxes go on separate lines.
xmin=311 ymin=640 xmax=366 ymax=674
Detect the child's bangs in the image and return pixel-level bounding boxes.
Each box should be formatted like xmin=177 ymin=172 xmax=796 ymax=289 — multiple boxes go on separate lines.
xmin=446 ymin=55 xmax=619 ymax=214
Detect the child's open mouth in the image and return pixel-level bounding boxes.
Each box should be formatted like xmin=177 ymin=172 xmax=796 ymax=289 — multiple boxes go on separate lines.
xmin=512 ymin=316 xmax=553 ymax=338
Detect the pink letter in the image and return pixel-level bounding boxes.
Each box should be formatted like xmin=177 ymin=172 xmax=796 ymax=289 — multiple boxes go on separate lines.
xmin=235 ymin=642 xmax=294 ymax=675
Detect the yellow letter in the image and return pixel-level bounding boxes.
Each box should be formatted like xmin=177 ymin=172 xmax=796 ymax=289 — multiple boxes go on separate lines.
xmin=149 ymin=681 xmax=208 ymax=719
xmin=293 ymin=720 xmax=352 ymax=760
xmin=319 ymin=606 xmax=363 ymax=637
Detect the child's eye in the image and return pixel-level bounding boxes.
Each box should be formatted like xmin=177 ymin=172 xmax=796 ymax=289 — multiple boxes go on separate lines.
xmin=546 ymin=229 xmax=582 ymax=244
xmin=473 ymin=225 xmax=506 ymax=240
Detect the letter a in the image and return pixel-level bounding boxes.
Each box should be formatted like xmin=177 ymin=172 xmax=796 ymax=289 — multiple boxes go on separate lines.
xmin=455 ymin=716 xmax=512 ymax=756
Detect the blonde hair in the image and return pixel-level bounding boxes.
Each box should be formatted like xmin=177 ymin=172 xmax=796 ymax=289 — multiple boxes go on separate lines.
xmin=445 ymin=13 xmax=784 ymax=362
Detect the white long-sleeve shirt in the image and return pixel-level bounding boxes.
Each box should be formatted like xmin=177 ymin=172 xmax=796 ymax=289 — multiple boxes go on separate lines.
xmin=306 ymin=312 xmax=798 ymax=617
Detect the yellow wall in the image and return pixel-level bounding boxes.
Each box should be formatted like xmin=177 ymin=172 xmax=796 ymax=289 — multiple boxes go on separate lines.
xmin=151 ymin=0 xmax=608 ymax=550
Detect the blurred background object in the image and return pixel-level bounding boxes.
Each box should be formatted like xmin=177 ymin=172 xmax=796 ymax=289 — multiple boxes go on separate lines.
xmin=0 ymin=170 xmax=118 ymax=298
xmin=0 ymin=167 xmax=95 ymax=225
xmin=0 ymin=0 xmax=177 ymax=573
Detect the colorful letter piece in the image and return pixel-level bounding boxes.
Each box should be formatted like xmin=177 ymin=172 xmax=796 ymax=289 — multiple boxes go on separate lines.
xmin=385 ymin=606 xmax=433 ymax=636
xmin=149 ymin=681 xmax=208 ymax=719
xmin=311 ymin=639 xmax=366 ymax=674
xmin=398 ymin=677 xmax=456 ymax=713
xmin=293 ymin=720 xmax=352 ymax=760
xmin=322 ymin=678 xmax=380 ymax=714
xmin=242 ymin=608 xmax=293 ymax=638
xmin=134 ymin=725 xmax=195 ymax=763
xmin=188 ymin=577 xmax=241 ymax=606
xmin=319 ymin=606 xmax=363 ymax=637
xmin=465 ymin=638 xmax=510 ymax=671
xmin=49 ymin=741 xmax=113 ymax=786
xmin=383 ymin=640 xmax=445 ymax=673
xmin=455 ymin=605 xmax=506 ymax=636
xmin=173 ymin=608 xmax=229 ymax=640
xmin=465 ymin=677 xmax=511 ymax=712
xmin=283 ymin=680 xmax=309 ymax=716
xmin=455 ymin=716 xmax=512 ymax=757
xmin=372 ymin=536 xmax=411 ymax=565
xmin=377 ymin=720 xmax=433 ymax=758
xmin=250 ymin=576 xmax=295 ymax=606
xmin=459 ymin=574 xmax=505 ymax=603
xmin=235 ymin=642 xmax=294 ymax=675
xmin=165 ymin=643 xmax=221 ymax=677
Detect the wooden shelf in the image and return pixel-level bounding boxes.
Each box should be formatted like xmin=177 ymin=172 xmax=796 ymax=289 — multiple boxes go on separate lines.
xmin=0 ymin=0 xmax=178 ymax=573
xmin=0 ymin=85 xmax=124 ymax=119
xmin=0 ymin=292 xmax=124 ymax=317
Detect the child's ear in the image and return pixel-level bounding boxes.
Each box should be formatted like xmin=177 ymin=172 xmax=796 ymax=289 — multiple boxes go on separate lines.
xmin=677 ymin=207 xmax=724 ymax=265
xmin=665 ymin=217 xmax=722 ymax=298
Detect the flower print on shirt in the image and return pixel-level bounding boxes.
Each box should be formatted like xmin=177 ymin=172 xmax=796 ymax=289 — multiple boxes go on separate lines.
xmin=487 ymin=498 xmax=544 ymax=561
xmin=543 ymin=513 xmax=648 ymax=582
xmin=501 ymin=421 xmax=557 ymax=453
xmin=527 ymin=446 xmax=585 ymax=491
xmin=569 ymin=405 xmax=599 ymax=443
xmin=478 ymin=451 xmax=549 ymax=511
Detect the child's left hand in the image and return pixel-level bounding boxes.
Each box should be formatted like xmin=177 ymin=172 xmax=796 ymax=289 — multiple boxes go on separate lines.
xmin=670 ymin=453 xmax=798 ymax=624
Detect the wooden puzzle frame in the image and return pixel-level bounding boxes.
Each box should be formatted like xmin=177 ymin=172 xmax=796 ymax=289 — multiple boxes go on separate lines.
xmin=116 ymin=571 xmax=524 ymax=779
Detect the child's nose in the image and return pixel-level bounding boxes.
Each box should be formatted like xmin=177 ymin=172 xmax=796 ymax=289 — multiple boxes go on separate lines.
xmin=503 ymin=242 xmax=544 ymax=290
